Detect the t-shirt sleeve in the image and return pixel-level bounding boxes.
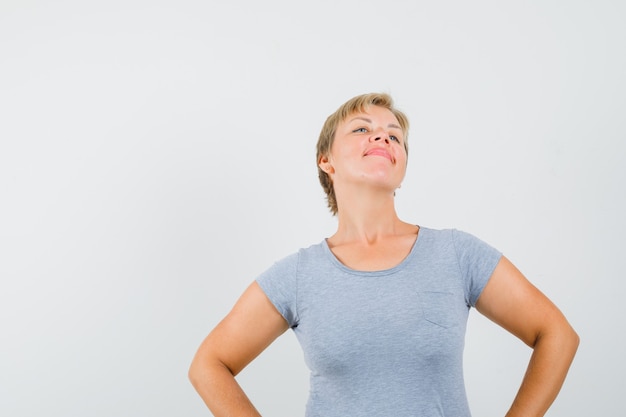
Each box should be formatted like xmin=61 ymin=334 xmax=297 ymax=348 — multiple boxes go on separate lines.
xmin=452 ymin=229 xmax=502 ymax=307
xmin=255 ymin=252 xmax=299 ymax=328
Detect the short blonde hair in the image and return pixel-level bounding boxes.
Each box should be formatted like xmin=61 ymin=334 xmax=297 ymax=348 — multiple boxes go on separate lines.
xmin=316 ymin=93 xmax=410 ymax=215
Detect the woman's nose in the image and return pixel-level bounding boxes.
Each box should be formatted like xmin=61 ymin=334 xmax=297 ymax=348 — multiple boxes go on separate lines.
xmin=370 ymin=129 xmax=390 ymax=144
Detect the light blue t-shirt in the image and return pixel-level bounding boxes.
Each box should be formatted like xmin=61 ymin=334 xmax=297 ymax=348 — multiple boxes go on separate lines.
xmin=256 ymin=227 xmax=502 ymax=417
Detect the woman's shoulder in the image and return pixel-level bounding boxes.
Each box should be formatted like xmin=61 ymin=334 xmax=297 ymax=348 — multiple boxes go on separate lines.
xmin=415 ymin=226 xmax=500 ymax=257
xmin=418 ymin=226 xmax=483 ymax=242
xmin=415 ymin=225 xmax=457 ymax=243
xmin=265 ymin=240 xmax=328 ymax=270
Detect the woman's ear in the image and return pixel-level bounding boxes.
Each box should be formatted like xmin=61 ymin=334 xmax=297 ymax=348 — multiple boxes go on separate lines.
xmin=318 ymin=155 xmax=334 ymax=174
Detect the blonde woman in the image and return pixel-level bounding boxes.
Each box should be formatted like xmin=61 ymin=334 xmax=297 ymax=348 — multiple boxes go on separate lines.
xmin=189 ymin=93 xmax=579 ymax=417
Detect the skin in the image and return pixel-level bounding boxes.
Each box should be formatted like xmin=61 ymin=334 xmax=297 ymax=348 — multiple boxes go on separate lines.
xmin=188 ymin=105 xmax=579 ymax=416
xmin=476 ymin=258 xmax=579 ymax=417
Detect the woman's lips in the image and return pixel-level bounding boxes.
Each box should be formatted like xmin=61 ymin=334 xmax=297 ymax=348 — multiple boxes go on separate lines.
xmin=365 ymin=148 xmax=394 ymax=162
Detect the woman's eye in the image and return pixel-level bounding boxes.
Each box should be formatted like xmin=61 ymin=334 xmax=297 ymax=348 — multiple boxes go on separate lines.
xmin=390 ymin=135 xmax=400 ymax=143
xmin=353 ymin=127 xmax=368 ymax=133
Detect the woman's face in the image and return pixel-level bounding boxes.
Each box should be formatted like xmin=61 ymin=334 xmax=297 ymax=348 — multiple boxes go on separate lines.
xmin=320 ymin=105 xmax=408 ymax=192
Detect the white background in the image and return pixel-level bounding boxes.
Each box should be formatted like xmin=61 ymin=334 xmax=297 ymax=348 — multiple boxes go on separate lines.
xmin=1 ymin=1 xmax=624 ymax=416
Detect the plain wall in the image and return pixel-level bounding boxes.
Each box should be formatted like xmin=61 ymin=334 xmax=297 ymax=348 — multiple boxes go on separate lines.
xmin=1 ymin=1 xmax=624 ymax=416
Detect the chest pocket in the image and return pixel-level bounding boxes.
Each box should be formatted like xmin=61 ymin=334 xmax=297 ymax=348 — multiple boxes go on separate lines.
xmin=418 ymin=291 xmax=464 ymax=329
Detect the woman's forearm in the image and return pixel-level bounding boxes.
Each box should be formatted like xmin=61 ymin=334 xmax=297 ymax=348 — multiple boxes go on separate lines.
xmin=189 ymin=358 xmax=262 ymax=417
xmin=505 ymin=325 xmax=579 ymax=417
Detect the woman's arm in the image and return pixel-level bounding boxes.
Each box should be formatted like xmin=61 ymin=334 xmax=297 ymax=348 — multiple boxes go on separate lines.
xmin=189 ymin=282 xmax=289 ymax=417
xmin=475 ymin=256 xmax=579 ymax=417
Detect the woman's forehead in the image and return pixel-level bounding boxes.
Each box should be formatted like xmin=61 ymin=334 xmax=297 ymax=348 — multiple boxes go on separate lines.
xmin=344 ymin=106 xmax=398 ymax=123
xmin=341 ymin=107 xmax=403 ymax=131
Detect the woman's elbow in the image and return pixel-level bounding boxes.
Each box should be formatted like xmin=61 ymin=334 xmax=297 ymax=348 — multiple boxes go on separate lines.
xmin=188 ymin=348 xmax=234 ymax=391
xmin=566 ymin=324 xmax=580 ymax=354
xmin=537 ymin=318 xmax=579 ymax=358
xmin=550 ymin=320 xmax=580 ymax=357
xmin=188 ymin=356 xmax=204 ymax=389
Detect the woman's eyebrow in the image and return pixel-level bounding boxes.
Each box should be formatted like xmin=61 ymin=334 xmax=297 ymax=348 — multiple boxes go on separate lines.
xmin=348 ymin=116 xmax=372 ymax=124
xmin=348 ymin=116 xmax=402 ymax=130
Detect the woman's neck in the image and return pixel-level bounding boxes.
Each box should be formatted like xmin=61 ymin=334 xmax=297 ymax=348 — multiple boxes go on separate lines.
xmin=331 ymin=186 xmax=407 ymax=244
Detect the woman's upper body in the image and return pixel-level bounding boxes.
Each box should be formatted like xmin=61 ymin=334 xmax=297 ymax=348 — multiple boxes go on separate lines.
xmin=256 ymin=226 xmax=501 ymax=416
xmin=188 ymin=93 xmax=579 ymax=417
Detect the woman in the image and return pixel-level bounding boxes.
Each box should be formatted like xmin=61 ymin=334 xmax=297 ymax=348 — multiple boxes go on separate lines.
xmin=189 ymin=93 xmax=579 ymax=416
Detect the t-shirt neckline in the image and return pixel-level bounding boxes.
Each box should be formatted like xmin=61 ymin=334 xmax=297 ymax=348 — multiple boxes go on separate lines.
xmin=321 ymin=226 xmax=425 ymax=276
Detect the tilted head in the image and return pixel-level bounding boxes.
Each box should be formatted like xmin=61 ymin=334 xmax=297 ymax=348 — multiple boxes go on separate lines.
xmin=316 ymin=93 xmax=410 ymax=215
